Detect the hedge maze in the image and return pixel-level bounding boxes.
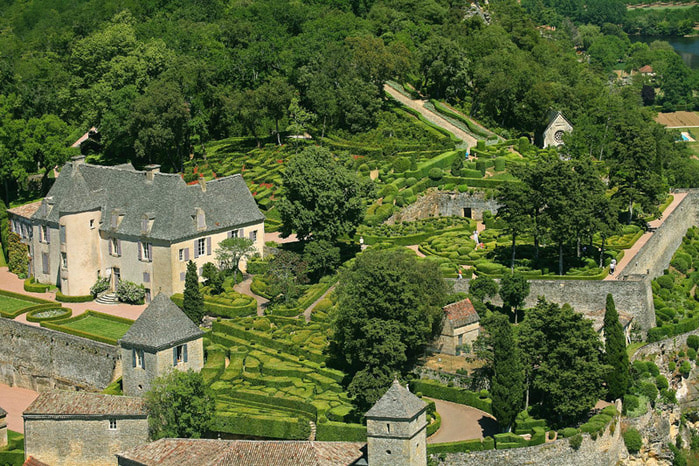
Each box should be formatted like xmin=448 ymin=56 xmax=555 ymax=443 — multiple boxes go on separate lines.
xmin=204 ymin=315 xmax=365 ymax=441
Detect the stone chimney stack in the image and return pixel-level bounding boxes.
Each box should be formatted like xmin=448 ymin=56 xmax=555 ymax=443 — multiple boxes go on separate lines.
xmin=144 ymin=164 xmax=160 ymax=181
xmin=71 ymin=155 xmax=86 ymax=166
xmin=199 ymin=177 xmax=207 ymax=192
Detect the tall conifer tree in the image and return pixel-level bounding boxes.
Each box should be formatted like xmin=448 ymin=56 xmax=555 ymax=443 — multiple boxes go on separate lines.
xmin=604 ymin=294 xmax=630 ymax=400
xmin=490 ymin=313 xmax=525 ymax=432
xmin=183 ymin=260 xmax=204 ymax=324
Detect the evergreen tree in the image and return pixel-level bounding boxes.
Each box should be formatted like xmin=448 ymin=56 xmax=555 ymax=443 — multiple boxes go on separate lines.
xmin=499 ymin=272 xmax=530 ymax=324
xmin=183 ymin=260 xmax=204 ymax=324
xmin=604 ymin=294 xmax=630 ymax=400
xmin=490 ymin=313 xmax=525 ymax=432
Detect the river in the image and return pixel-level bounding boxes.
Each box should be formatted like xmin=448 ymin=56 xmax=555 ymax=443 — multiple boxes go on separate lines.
xmin=631 ymin=35 xmax=699 ymax=70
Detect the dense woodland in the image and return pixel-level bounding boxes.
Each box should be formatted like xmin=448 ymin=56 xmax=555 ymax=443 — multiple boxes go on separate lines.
xmin=0 ymin=0 xmax=696 ymax=205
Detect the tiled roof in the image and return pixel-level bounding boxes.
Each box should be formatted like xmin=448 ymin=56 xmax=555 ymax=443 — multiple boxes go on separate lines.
xmin=23 ymin=391 xmax=146 ymax=418
xmin=23 ymin=456 xmax=50 ymax=466
xmin=639 ymin=65 xmax=654 ymax=73
xmin=7 ymin=201 xmax=42 ymax=220
xmin=116 ymin=439 xmax=367 ymax=466
xmin=32 ymin=161 xmax=264 ymax=242
xmin=365 ymin=379 xmax=426 ymax=420
xmin=119 ymin=293 xmax=204 ymax=351
xmin=443 ymin=298 xmax=480 ymax=327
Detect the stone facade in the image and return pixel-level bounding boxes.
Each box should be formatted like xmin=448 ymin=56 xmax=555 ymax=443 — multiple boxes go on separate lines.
xmin=0 ymin=407 xmax=6 ymax=449
xmin=24 ymin=417 xmax=148 ymax=466
xmin=0 ymin=318 xmax=119 ymax=391
xmin=120 ymin=338 xmax=204 ymax=396
xmin=388 ymin=190 xmax=500 ymax=224
xmin=541 ymin=111 xmax=573 ymax=149
xmin=436 ymin=321 xmax=479 ymax=355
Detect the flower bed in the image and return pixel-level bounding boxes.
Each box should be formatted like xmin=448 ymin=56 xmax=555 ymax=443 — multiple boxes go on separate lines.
xmin=25 ymin=306 xmax=72 ymax=322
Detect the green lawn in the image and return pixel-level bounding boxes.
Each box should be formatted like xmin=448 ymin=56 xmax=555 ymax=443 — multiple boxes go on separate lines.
xmin=61 ymin=314 xmax=132 ymax=340
xmin=0 ymin=295 xmax=38 ymax=318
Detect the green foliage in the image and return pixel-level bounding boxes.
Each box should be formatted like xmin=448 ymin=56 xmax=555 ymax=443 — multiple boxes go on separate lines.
xmin=303 ymin=240 xmax=340 ymax=279
xmin=428 ymin=167 xmax=443 ymax=181
xmin=24 ymin=277 xmax=50 ymax=292
xmin=490 ymin=313 xmax=525 ymax=432
xmin=499 ymin=272 xmax=530 ymax=323
xmin=680 ymin=360 xmax=692 ymax=377
xmin=55 ymin=291 xmax=93 ymax=303
xmin=624 ymin=428 xmax=643 ymax=453
xmin=409 ymin=379 xmax=492 ymax=414
xmin=145 ymin=369 xmax=215 ymax=440
xmin=115 ymin=280 xmax=145 ymax=304
xmin=468 ymin=276 xmax=499 ymax=301
xmin=569 ymin=433 xmax=583 ymax=450
xmin=41 ymin=310 xmax=133 ymax=345
xmin=7 ymin=232 xmax=28 ymax=276
xmin=690 ymin=335 xmax=699 ymax=351
xmin=171 ymin=292 xmax=256 ymax=319
xmin=183 ymin=260 xmax=204 ymax=324
xmin=25 ymin=305 xmax=71 ymax=322
xmin=89 ymin=276 xmax=110 ymax=297
xmin=215 ymin=237 xmax=256 ymax=284
xmin=604 ymin=294 xmax=630 ymax=400
xmin=559 ymin=427 xmax=581 ymax=438
xmin=316 ymin=421 xmax=366 ymax=441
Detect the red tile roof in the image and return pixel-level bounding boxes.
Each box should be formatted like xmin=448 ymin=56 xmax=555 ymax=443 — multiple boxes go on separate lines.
xmin=7 ymin=201 xmax=42 ymax=220
xmin=23 ymin=391 xmax=146 ymax=418
xmin=639 ymin=65 xmax=654 ymax=73
xmin=117 ymin=439 xmax=367 ymax=466
xmin=443 ymin=298 xmax=479 ymax=327
xmin=23 ymin=456 xmax=49 ymax=466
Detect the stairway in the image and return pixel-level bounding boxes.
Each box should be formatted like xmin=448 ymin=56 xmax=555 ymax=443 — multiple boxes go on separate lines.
xmin=95 ymin=292 xmax=118 ymax=305
xmin=308 ymin=421 xmax=316 ymax=441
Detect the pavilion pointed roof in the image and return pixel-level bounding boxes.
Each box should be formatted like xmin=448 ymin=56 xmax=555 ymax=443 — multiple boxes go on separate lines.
xmin=119 ymin=293 xmax=204 ymax=351
xmin=365 ymin=379 xmax=427 ymax=420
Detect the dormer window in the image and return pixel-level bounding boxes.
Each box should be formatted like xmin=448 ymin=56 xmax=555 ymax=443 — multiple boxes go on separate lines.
xmin=141 ymin=214 xmax=155 ymax=234
xmin=111 ymin=211 xmax=124 ymax=229
xmin=195 ymin=209 xmax=206 ymax=230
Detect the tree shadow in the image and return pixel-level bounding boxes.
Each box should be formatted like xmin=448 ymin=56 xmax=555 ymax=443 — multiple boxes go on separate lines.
xmin=478 ymin=415 xmax=500 ymax=438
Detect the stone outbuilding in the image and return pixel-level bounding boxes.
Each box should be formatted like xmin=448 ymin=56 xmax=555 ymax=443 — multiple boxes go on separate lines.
xmin=119 ymin=293 xmax=205 ymax=397
xmin=435 ymin=298 xmax=480 ymax=355
xmin=365 ymin=379 xmax=428 ymax=466
xmin=540 ymin=111 xmax=573 ymax=149
xmin=23 ymin=390 xmax=148 ymax=466
xmin=0 ymin=405 xmax=7 ymax=448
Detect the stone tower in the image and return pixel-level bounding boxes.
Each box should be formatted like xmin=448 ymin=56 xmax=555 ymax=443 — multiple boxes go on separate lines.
xmin=118 ymin=293 xmax=204 ymax=396
xmin=365 ymin=379 xmax=428 ymax=466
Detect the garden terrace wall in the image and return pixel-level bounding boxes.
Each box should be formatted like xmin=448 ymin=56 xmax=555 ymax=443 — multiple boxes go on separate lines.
xmin=388 ymin=190 xmax=500 ymax=224
xmin=0 ymin=318 xmax=119 ymax=391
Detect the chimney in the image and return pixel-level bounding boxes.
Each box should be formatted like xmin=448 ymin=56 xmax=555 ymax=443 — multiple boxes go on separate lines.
xmin=144 ymin=164 xmax=160 ymax=181
xmin=199 ymin=177 xmax=206 ymax=192
xmin=71 ymin=155 xmax=86 ymax=166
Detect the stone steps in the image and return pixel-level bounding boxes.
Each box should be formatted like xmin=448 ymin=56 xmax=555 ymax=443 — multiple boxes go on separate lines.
xmin=95 ymin=292 xmax=118 ymax=305
xmin=308 ymin=421 xmax=316 ymax=441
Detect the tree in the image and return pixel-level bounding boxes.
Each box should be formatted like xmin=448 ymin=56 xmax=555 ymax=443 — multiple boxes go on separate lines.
xmin=499 ymin=272 xmax=530 ymax=324
xmin=277 ymin=146 xmax=374 ymax=243
xmin=518 ymin=298 xmax=608 ymax=426
xmin=303 ymin=239 xmax=341 ymax=280
xmin=331 ymin=248 xmax=447 ymax=409
xmin=144 ymin=369 xmax=214 ymax=440
xmin=183 ymin=260 xmax=204 ymax=324
xmin=497 ymin=179 xmax=532 ymax=271
xmin=490 ymin=313 xmax=525 ymax=432
xmin=201 ymin=262 xmax=223 ymax=295
xmin=266 ymin=250 xmax=307 ymax=304
xmin=468 ymin=276 xmax=499 ymax=302
xmin=604 ymin=294 xmax=630 ymax=400
xmin=215 ymin=237 xmax=256 ymax=285
xmin=258 ymin=76 xmax=295 ymax=145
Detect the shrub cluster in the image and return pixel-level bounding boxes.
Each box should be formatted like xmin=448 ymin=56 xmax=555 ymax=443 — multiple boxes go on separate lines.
xmin=116 ymin=280 xmax=145 ymax=304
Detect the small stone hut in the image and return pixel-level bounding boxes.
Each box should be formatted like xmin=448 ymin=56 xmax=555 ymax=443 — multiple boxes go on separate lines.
xmin=436 ymin=298 xmax=480 ymax=355
xmin=365 ymin=379 xmax=428 ymax=466
xmin=118 ymin=293 xmax=204 ymax=397
xmin=0 ymin=405 xmax=7 ymax=448
xmin=540 ymin=111 xmax=573 ymax=148
xmin=23 ymin=391 xmax=148 ymax=466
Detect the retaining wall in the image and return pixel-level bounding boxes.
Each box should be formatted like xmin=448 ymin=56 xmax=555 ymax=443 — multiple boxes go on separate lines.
xmin=0 ymin=318 xmax=119 ymax=391
xmin=389 ymin=190 xmax=500 ymax=223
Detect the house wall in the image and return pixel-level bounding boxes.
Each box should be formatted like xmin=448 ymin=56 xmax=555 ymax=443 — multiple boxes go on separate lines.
xmin=61 ymin=210 xmax=102 ymax=296
xmin=367 ymin=411 xmax=427 ymax=466
xmin=31 ymin=224 xmax=60 ymax=287
xmin=121 ymin=338 xmax=204 ymax=397
xmin=437 ymin=322 xmax=480 ymax=355
xmin=0 ymin=412 xmax=6 ymax=448
xmin=24 ymin=417 xmax=148 ymax=466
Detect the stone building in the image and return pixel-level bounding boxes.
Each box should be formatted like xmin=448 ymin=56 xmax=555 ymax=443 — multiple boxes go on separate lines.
xmin=0 ymin=405 xmax=7 ymax=448
xmin=435 ymin=298 xmax=480 ymax=355
xmin=23 ymin=390 xmax=148 ymax=466
xmin=540 ymin=111 xmax=573 ymax=149
xmin=365 ymin=379 xmax=428 ymax=466
xmin=118 ymin=293 xmax=205 ymax=397
xmin=7 ymin=157 xmax=264 ymax=299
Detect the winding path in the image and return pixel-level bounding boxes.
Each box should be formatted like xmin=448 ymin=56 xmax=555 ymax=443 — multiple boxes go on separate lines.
xmin=384 ymin=85 xmax=478 ymax=149
xmin=233 ymin=276 xmax=269 ymax=316
xmin=426 ymin=397 xmax=498 ymax=444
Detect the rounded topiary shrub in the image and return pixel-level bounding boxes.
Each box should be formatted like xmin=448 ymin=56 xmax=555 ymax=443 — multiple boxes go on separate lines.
xmin=680 ymin=360 xmax=691 ymax=377
xmin=569 ymin=433 xmax=583 ymax=451
xmin=623 ymin=394 xmax=639 ymax=415
xmin=687 ymin=335 xmax=699 ymax=351
xmin=656 ymin=275 xmax=674 ymax=290
xmin=428 ymin=167 xmax=443 ymax=181
xmin=623 ymin=428 xmax=642 ymax=453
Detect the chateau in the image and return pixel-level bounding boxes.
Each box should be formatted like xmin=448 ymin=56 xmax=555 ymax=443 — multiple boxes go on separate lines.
xmin=7 ymin=157 xmax=265 ymax=299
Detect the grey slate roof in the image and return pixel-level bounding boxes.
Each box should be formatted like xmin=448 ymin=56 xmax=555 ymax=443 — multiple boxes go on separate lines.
xmin=32 ymin=161 xmax=264 ymax=242
xmin=23 ymin=390 xmax=146 ymax=418
xmin=365 ymin=379 xmax=427 ymax=420
xmin=0 ymin=405 xmax=6 ymax=417
xmin=119 ymin=293 xmax=204 ymax=351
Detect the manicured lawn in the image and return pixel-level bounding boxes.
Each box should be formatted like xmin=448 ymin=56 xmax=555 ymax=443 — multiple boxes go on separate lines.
xmin=61 ymin=314 xmax=132 ymax=340
xmin=0 ymin=294 xmax=36 ymax=313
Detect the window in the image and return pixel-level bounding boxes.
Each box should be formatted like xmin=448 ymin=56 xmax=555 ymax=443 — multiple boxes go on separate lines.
xmin=89 ymin=219 xmax=95 ymax=229
xmin=387 ymin=423 xmax=391 ymax=433
xmin=249 ymin=230 xmax=257 ymax=242
xmin=140 ymin=242 xmax=152 ymax=262
xmin=133 ymin=349 xmax=145 ymax=369
xmin=173 ymin=344 xmax=188 ymax=365
xmin=111 ymin=238 xmax=120 ymax=256
xmin=41 ymin=253 xmax=49 ymax=274
xmin=41 ymin=225 xmax=49 ymax=243
xmin=109 ymin=419 xmax=117 ymax=430
xmin=179 ymin=249 xmax=185 ymax=261
xmin=196 ymin=238 xmax=206 ymax=257
xmin=228 ymin=230 xmax=238 ymax=239
xmin=61 ymin=252 xmax=67 ymax=269
xmin=196 ymin=210 xmax=205 ymax=229
xmin=145 ymin=288 xmax=151 ymax=303
xmin=59 ymin=225 xmax=66 ymax=244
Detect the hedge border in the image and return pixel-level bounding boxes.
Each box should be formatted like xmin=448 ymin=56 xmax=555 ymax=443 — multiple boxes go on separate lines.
xmin=41 ymin=310 xmax=134 ymax=345
xmin=25 ymin=305 xmax=72 ymax=322
xmin=171 ymin=293 xmax=257 ymax=318
xmin=23 ymin=278 xmax=50 ymax=293
xmin=316 ymin=421 xmax=367 ymax=442
xmin=410 ymin=379 xmax=492 ymax=414
xmin=213 ymin=411 xmax=310 ymax=440
xmin=55 ymin=291 xmax=93 ymax=303
xmin=0 ymin=288 xmax=52 ymax=304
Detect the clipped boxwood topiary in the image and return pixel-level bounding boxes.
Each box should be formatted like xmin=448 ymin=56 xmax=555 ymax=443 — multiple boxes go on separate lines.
xmin=687 ymin=335 xmax=699 ymax=351
xmin=428 ymin=167 xmax=443 ymax=181
xmin=569 ymin=433 xmax=583 ymax=450
xmin=55 ymin=291 xmax=93 ymax=303
xmin=623 ymin=428 xmax=642 ymax=453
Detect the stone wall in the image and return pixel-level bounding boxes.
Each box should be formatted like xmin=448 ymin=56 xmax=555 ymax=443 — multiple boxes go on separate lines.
xmin=389 ymin=190 xmax=500 ymax=223
xmin=620 ymin=190 xmax=699 ymax=279
xmin=453 ymin=276 xmax=656 ymax=331
xmin=0 ymin=318 xmax=119 ymax=391
xmin=434 ymin=416 xmax=627 ymax=466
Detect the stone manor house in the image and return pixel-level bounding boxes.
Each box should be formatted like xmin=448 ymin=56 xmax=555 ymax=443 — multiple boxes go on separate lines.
xmin=8 ymin=156 xmax=265 ymax=299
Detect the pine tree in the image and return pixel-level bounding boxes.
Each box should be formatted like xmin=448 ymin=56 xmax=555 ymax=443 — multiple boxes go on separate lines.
xmin=604 ymin=294 xmax=630 ymax=400
xmin=490 ymin=313 xmax=525 ymax=432
xmin=183 ymin=260 xmax=204 ymax=324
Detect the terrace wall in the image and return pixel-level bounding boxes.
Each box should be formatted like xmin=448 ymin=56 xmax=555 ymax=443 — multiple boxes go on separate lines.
xmin=389 ymin=190 xmax=500 ymax=223
xmin=0 ymin=318 xmax=119 ymax=391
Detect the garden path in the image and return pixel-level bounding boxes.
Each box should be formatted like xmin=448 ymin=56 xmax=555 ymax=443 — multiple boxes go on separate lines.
xmin=405 ymin=244 xmax=426 ymax=258
xmin=233 ymin=276 xmax=268 ymax=316
xmin=264 ymin=231 xmax=298 ymax=244
xmin=303 ymin=285 xmax=335 ymax=322
xmin=0 ymin=266 xmax=147 ymax=326
xmin=0 ymin=383 xmax=39 ymax=432
xmin=605 ymin=192 xmax=687 ymax=280
xmin=384 ymin=85 xmax=478 ymax=149
xmin=426 ymin=397 xmax=498 ymax=444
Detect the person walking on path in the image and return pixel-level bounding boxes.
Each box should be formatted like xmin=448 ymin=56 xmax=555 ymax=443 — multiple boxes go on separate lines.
xmin=609 ymin=258 xmax=617 ymax=275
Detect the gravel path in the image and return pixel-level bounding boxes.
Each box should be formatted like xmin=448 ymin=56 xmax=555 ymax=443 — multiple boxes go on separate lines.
xmin=303 ymin=284 xmax=335 ymax=322
xmin=384 ymin=85 xmax=478 ymax=149
xmin=233 ymin=276 xmax=269 ymax=316
xmin=426 ymin=397 xmax=499 ymax=444
xmin=0 ymin=383 xmax=39 ymax=432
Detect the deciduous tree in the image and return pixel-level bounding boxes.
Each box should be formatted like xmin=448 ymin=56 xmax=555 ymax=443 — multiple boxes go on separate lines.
xmin=215 ymin=237 xmax=256 ymax=285
xmin=499 ymin=272 xmax=530 ymax=324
